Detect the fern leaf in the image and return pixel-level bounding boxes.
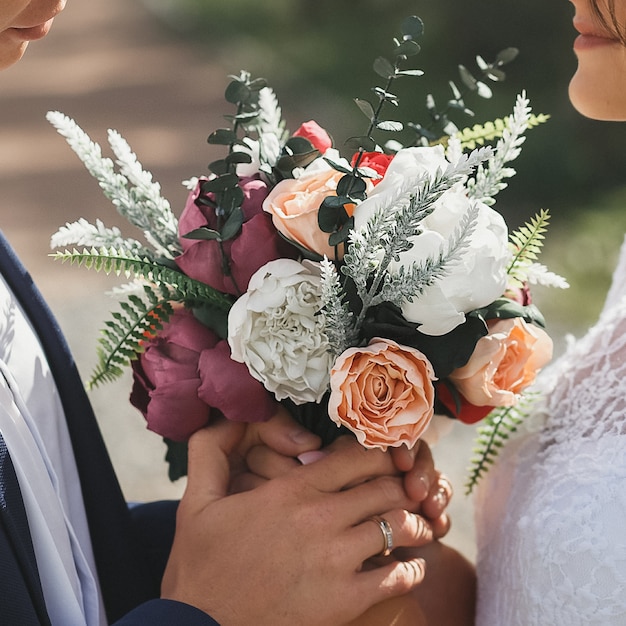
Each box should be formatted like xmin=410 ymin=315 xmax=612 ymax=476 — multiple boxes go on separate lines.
xmin=465 ymin=393 xmax=538 ymax=494
xmin=507 ymin=209 xmax=551 ymax=286
xmin=456 ymin=113 xmax=549 ymax=151
xmin=88 ymin=294 xmax=175 ymax=388
xmin=51 ymin=248 xmax=233 ymax=311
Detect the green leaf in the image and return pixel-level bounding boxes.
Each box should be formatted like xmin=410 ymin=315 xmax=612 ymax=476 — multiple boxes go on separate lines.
xmin=344 ymin=136 xmax=377 ymax=152
xmin=373 ymin=56 xmax=396 ymax=80
xmin=220 ymin=208 xmax=244 ymax=241
xmin=401 ymin=15 xmax=424 ymax=40
xmin=376 ymin=120 xmax=403 ymax=132
xmin=207 ymin=128 xmax=237 ymax=146
xmin=458 ymin=64 xmax=478 ymax=91
xmin=354 ymin=98 xmax=375 ymax=121
xmin=285 ymin=136 xmax=316 ymax=155
xmin=396 ymin=69 xmax=424 ymax=77
xmin=393 ymin=39 xmax=421 ymax=58
xmin=201 ymin=173 xmax=239 ymax=192
xmin=182 ymin=227 xmax=221 ymax=242
xmin=208 ymin=159 xmax=229 ymax=175
xmin=336 ymin=174 xmax=366 ymax=198
xmin=225 ymin=80 xmax=251 ymax=104
xmin=496 ymin=47 xmax=519 ymax=66
xmin=225 ymin=151 xmax=253 ymax=165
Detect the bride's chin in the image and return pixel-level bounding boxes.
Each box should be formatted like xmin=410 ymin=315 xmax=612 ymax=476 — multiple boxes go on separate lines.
xmin=568 ymin=62 xmax=626 ymax=121
xmin=0 ymin=40 xmax=29 ymax=71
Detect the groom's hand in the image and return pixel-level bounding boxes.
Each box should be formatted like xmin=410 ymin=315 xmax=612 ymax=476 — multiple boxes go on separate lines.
xmin=161 ymin=420 xmax=433 ymax=626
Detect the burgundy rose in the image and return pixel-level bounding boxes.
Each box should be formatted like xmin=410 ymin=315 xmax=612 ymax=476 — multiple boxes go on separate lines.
xmin=131 ymin=309 xmax=276 ymax=441
xmin=175 ymin=176 xmax=297 ymax=296
xmin=292 ymin=120 xmax=333 ymax=154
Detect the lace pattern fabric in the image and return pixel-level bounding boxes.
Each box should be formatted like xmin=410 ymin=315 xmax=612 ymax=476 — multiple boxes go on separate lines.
xmin=475 ymin=236 xmax=626 ymax=625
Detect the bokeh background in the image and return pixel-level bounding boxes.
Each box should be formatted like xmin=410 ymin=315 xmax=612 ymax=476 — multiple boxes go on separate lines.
xmin=1 ymin=0 xmax=625 ymax=563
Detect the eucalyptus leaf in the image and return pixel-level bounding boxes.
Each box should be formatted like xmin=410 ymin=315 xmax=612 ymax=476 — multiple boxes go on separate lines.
xmin=225 ymin=151 xmax=253 ymax=165
xmin=376 ymin=120 xmax=403 ymax=132
xmin=397 ymin=69 xmax=424 ymax=77
xmin=207 ymin=128 xmax=237 ymax=146
xmin=476 ymin=81 xmax=493 ymax=99
xmin=219 ymin=185 xmax=245 ymax=213
xmin=285 ymin=136 xmax=316 ymax=155
xmin=394 ymin=39 xmax=421 ymax=58
xmin=401 ymin=15 xmax=424 ymax=40
xmin=248 ymin=77 xmax=268 ymax=91
xmin=336 ymin=174 xmax=367 ymax=198
xmin=182 ymin=226 xmax=222 ymax=242
xmin=344 ymin=136 xmax=377 ymax=152
xmin=225 ymin=80 xmax=251 ymax=104
xmin=323 ymin=157 xmax=353 ymax=175
xmin=354 ymin=98 xmax=375 ymax=121
xmin=458 ymin=64 xmax=478 ymax=91
xmin=496 ymin=47 xmax=520 ymax=66
xmin=208 ymin=159 xmax=229 ymax=175
xmin=201 ymin=173 xmax=239 ymax=192
xmin=373 ymin=56 xmax=396 ymax=80
xmin=220 ymin=208 xmax=244 ymax=241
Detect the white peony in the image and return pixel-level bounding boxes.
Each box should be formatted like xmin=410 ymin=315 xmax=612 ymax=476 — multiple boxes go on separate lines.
xmin=228 ymin=259 xmax=332 ymax=404
xmin=353 ymin=146 xmax=511 ymax=336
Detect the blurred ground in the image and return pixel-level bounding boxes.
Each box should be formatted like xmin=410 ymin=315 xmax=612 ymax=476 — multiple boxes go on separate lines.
xmin=0 ymin=0 xmax=478 ymax=560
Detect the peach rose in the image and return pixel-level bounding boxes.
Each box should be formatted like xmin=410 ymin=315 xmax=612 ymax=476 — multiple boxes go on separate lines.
xmin=263 ymin=157 xmax=348 ymax=259
xmin=328 ymin=338 xmax=436 ymax=450
xmin=448 ymin=317 xmax=553 ymax=407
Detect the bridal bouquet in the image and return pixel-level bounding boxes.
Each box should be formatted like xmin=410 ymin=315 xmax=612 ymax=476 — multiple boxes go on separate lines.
xmin=49 ymin=16 xmax=565 ymax=481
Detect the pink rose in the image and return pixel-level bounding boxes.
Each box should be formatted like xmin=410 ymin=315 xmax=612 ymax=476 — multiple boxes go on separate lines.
xmin=263 ymin=161 xmax=358 ymax=259
xmin=292 ymin=120 xmax=332 ymax=154
xmin=448 ymin=317 xmax=553 ymax=408
xmin=131 ymin=309 xmax=276 ymax=441
xmin=175 ymin=176 xmax=297 ymax=296
xmin=351 ymin=151 xmax=394 ymax=185
xmin=328 ymin=338 xmax=436 ymax=450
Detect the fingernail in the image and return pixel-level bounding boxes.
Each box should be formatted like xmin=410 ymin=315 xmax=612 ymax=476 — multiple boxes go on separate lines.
xmin=298 ymin=450 xmax=329 ymax=465
xmin=290 ymin=428 xmax=320 ymax=445
xmin=418 ymin=475 xmax=431 ymax=496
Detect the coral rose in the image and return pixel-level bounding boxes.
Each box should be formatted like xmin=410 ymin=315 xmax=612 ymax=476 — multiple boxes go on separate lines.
xmin=328 ymin=338 xmax=436 ymax=450
xmin=448 ymin=317 xmax=553 ymax=408
xmin=292 ymin=120 xmax=333 ymax=154
xmin=175 ymin=176 xmax=296 ymax=296
xmin=131 ymin=309 xmax=275 ymax=441
xmin=263 ymin=150 xmax=371 ymax=259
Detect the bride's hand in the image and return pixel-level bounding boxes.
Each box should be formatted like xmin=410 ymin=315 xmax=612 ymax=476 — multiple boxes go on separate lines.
xmin=238 ymin=409 xmax=452 ymax=539
xmin=162 ymin=420 xmax=433 ymax=626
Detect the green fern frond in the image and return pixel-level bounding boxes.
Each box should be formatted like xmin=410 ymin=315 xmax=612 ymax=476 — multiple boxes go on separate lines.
xmin=456 ymin=113 xmax=550 ymax=150
xmin=465 ymin=393 xmax=538 ymax=495
xmin=52 ymin=247 xmax=233 ymax=310
xmin=507 ymin=209 xmax=550 ymax=286
xmin=88 ymin=286 xmax=176 ymax=388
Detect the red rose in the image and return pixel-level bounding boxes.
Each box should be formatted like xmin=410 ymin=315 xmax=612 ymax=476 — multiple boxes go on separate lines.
xmin=131 ymin=309 xmax=276 ymax=441
xmin=175 ymin=176 xmax=297 ymax=296
xmin=351 ymin=151 xmax=394 ymax=185
xmin=292 ymin=120 xmax=333 ymax=154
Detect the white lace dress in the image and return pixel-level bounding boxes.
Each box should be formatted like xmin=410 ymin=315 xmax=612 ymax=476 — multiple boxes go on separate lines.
xmin=475 ymin=237 xmax=626 ymax=625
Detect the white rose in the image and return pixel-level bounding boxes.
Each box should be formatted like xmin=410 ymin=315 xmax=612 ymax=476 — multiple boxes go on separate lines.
xmin=353 ymin=146 xmax=510 ymax=336
xmin=228 ymin=259 xmax=332 ymax=404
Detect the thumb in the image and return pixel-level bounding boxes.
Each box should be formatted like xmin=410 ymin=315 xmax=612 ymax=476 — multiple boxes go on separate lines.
xmin=185 ymin=419 xmax=246 ymax=504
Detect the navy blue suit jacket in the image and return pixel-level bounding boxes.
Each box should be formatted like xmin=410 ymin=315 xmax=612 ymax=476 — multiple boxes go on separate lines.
xmin=0 ymin=232 xmax=218 ymax=625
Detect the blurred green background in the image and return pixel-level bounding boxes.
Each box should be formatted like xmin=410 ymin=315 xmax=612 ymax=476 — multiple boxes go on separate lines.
xmin=144 ymin=0 xmax=626 ymax=343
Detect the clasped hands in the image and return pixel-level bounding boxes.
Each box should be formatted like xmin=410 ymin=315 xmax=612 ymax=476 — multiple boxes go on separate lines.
xmin=161 ymin=406 xmax=452 ymax=626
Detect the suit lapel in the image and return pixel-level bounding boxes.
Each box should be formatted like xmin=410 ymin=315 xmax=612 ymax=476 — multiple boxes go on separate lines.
xmin=0 ymin=231 xmax=156 ymax=622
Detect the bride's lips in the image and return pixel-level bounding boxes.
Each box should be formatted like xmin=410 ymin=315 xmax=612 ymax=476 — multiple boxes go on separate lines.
xmin=573 ymin=17 xmax=619 ymax=51
xmin=10 ymin=18 xmax=55 ymax=42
